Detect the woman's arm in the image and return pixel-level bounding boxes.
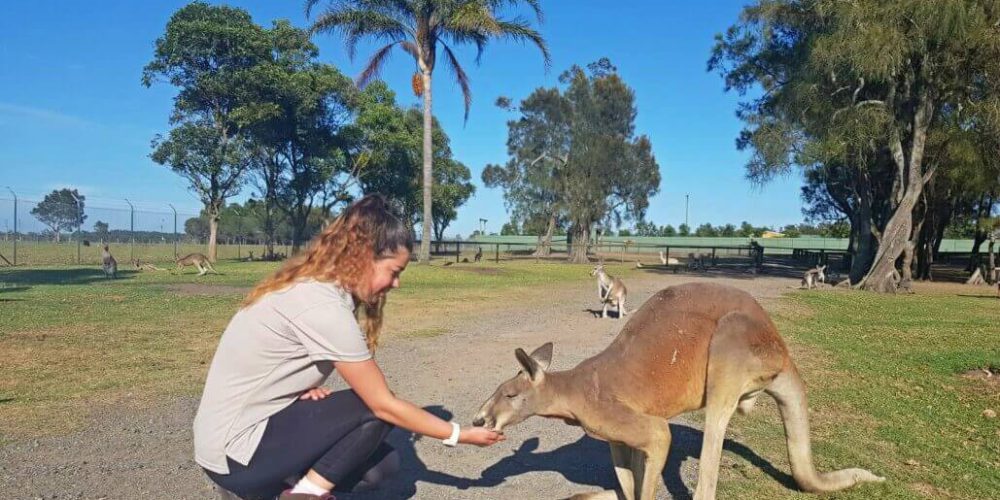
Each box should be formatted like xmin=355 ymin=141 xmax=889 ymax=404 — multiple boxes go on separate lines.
xmin=335 ymin=359 xmax=504 ymax=446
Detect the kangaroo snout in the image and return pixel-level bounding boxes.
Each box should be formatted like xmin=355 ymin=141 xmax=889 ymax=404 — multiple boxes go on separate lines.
xmin=472 ymin=416 xmax=486 ymax=427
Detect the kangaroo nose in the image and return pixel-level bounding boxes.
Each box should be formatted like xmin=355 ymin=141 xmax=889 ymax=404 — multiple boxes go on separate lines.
xmin=472 ymin=417 xmax=485 ymax=427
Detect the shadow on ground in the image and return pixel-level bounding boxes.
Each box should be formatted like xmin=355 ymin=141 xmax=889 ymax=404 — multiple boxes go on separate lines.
xmin=346 ymin=415 xmax=795 ymax=500
xmin=0 ymin=267 xmax=137 ymax=286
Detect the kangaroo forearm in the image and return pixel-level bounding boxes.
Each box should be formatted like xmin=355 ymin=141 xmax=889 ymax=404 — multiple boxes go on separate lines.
xmin=375 ymin=397 xmax=453 ymax=440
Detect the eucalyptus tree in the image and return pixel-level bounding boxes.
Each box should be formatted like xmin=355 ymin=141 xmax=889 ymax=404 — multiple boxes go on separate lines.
xmin=711 ymin=0 xmax=1000 ymax=292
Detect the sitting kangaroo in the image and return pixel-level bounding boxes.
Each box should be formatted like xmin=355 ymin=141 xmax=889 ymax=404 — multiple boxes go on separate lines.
xmin=101 ymin=244 xmax=118 ymax=279
xmin=474 ymin=282 xmax=883 ymax=500
xmin=590 ymin=262 xmax=628 ymax=319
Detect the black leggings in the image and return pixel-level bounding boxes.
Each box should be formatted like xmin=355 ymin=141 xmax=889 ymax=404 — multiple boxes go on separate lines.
xmin=204 ymin=390 xmax=399 ymax=500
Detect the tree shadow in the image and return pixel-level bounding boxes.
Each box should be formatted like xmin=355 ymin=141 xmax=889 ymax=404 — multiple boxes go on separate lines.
xmin=0 ymin=268 xmax=138 ymax=286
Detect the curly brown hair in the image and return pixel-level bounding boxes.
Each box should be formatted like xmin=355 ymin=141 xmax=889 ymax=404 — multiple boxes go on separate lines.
xmin=243 ymin=194 xmax=413 ymax=352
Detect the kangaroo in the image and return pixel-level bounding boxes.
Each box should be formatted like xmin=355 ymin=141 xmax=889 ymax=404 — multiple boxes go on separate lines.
xmin=101 ymin=244 xmax=118 ymax=279
xmin=801 ymin=265 xmax=827 ymax=289
xmin=131 ymin=259 xmax=165 ymax=272
xmin=175 ymin=253 xmax=218 ymax=276
xmin=688 ymin=252 xmax=707 ymax=271
xmin=473 ymin=282 xmax=884 ymax=500
xmin=474 ymin=246 xmax=483 ymax=263
xmin=658 ymin=250 xmax=680 ymax=267
xmin=590 ymin=262 xmax=628 ymax=319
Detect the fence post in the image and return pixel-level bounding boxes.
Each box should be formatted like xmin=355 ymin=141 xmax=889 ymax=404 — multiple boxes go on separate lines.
xmin=124 ymin=198 xmax=135 ymax=262
xmin=5 ymin=187 xmax=16 ymax=266
xmin=168 ymin=204 xmax=178 ymax=260
xmin=69 ymin=192 xmax=83 ymax=264
xmin=495 ymin=243 xmax=499 ymax=263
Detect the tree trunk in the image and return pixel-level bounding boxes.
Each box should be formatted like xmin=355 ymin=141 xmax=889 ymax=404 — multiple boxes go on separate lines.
xmin=568 ymin=223 xmax=591 ymax=263
xmin=533 ymin=213 xmax=556 ymax=257
xmin=849 ymin=210 xmax=876 ymax=284
xmin=858 ymin=95 xmax=934 ymax=293
xmin=419 ymin=70 xmax=434 ymax=263
xmin=207 ymin=209 xmax=220 ymax=263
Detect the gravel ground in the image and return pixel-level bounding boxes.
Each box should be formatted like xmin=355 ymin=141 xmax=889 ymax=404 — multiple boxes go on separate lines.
xmin=0 ymin=271 xmax=798 ymax=500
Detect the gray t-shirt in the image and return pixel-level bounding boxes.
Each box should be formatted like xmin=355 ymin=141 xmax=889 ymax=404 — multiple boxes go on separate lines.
xmin=193 ymin=279 xmax=371 ymax=474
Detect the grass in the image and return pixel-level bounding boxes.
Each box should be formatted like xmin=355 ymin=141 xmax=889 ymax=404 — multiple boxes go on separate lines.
xmin=0 ymin=262 xmax=996 ymax=498
xmin=0 ymin=259 xmax=631 ymax=441
xmin=716 ymin=289 xmax=1000 ymax=499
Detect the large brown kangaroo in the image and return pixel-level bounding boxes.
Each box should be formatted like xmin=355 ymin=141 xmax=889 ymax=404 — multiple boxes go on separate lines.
xmin=473 ymin=282 xmax=883 ymax=500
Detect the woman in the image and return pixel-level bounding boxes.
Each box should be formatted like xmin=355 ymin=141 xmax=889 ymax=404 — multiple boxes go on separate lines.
xmin=193 ymin=194 xmax=504 ymax=500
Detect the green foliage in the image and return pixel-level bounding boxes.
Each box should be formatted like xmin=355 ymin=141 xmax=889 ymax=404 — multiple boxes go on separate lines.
xmin=694 ymin=223 xmax=718 ymax=237
xmin=677 ymin=223 xmax=690 ymax=236
xmin=500 ymin=222 xmax=519 ymax=236
xmin=487 ymin=59 xmax=661 ymax=261
xmin=30 ymin=189 xmax=86 ymax=242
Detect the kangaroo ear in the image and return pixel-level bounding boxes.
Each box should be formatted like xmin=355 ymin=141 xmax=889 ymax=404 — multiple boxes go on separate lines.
xmin=515 ymin=348 xmax=544 ymax=382
xmin=528 ymin=342 xmax=553 ymax=371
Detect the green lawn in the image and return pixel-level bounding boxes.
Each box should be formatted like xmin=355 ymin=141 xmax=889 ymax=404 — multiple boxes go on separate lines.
xmin=0 ymin=260 xmax=626 ymax=440
xmin=0 ymin=263 xmax=996 ymax=498
xmin=718 ymin=289 xmax=999 ymax=499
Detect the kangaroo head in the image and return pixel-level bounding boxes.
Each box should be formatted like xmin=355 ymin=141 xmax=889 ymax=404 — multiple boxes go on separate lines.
xmin=590 ymin=263 xmax=605 ymax=277
xmin=473 ymin=342 xmax=553 ymax=432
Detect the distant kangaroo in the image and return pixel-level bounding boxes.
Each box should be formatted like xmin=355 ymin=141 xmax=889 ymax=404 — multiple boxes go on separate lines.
xmin=175 ymin=253 xmax=218 ymax=276
xmin=474 ymin=246 xmax=483 ymax=263
xmin=590 ymin=262 xmax=628 ymax=319
xmin=801 ymin=265 xmax=827 ymax=289
xmin=474 ymin=282 xmax=884 ymax=500
xmin=101 ymin=244 xmax=118 ymax=279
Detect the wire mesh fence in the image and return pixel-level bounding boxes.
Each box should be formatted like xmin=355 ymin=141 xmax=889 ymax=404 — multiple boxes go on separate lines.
xmin=0 ymin=195 xmax=291 ymax=267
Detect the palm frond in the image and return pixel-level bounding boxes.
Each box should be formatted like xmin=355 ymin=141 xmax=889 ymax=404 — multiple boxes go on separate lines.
xmin=483 ymin=0 xmax=544 ymax=24
xmin=357 ymin=42 xmax=400 ymax=88
xmin=440 ymin=41 xmax=473 ymax=123
xmin=310 ymin=8 xmax=410 ymax=59
xmin=493 ymin=18 xmax=551 ymax=69
xmin=400 ymin=40 xmax=421 ymax=62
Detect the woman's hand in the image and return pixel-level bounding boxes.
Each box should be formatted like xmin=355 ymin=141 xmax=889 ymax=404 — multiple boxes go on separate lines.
xmin=459 ymin=426 xmax=506 ymax=447
xmin=300 ymin=386 xmax=333 ymax=401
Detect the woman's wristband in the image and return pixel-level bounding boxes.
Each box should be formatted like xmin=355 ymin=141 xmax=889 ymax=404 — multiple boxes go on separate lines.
xmin=441 ymin=422 xmax=460 ymax=447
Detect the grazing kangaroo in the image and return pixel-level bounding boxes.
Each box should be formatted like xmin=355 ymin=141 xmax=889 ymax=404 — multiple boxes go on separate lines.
xmin=474 ymin=246 xmax=483 ymax=263
xmin=175 ymin=253 xmax=218 ymax=276
xmin=590 ymin=262 xmax=628 ymax=319
xmin=101 ymin=244 xmax=118 ymax=279
xmin=801 ymin=265 xmax=827 ymax=289
xmin=473 ymin=282 xmax=884 ymax=500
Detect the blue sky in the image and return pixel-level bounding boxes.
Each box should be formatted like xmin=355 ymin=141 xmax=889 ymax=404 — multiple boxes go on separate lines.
xmin=0 ymin=0 xmax=805 ymax=237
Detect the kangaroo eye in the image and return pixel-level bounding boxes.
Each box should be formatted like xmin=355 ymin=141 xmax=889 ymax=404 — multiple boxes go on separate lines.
xmin=504 ymin=393 xmax=517 ymax=399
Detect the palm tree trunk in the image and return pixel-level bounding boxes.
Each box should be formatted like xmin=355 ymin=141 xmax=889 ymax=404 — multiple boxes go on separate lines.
xmin=419 ymin=70 xmax=434 ymax=263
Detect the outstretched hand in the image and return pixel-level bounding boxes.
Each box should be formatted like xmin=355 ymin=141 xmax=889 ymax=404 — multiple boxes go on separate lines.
xmin=460 ymin=426 xmax=506 ymax=447
xmin=299 ymin=387 xmax=332 ymax=401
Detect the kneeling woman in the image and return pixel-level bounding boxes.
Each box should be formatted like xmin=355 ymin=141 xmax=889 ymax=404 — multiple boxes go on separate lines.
xmin=193 ymin=195 xmax=503 ymax=500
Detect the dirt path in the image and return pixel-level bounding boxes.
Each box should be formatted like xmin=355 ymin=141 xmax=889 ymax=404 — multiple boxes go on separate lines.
xmin=0 ymin=271 xmax=797 ymax=500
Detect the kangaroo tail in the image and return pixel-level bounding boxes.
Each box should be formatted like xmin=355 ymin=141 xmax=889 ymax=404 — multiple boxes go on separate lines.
xmin=765 ymin=363 xmax=885 ymax=493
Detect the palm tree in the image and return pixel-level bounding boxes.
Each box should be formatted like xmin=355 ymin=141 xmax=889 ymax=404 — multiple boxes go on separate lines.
xmin=307 ymin=0 xmax=550 ymax=263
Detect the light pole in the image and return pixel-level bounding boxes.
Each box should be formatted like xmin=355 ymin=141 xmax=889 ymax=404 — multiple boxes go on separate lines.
xmin=69 ymin=192 xmax=82 ymax=264
xmin=685 ymin=194 xmax=689 ymax=228
xmin=124 ymin=198 xmax=135 ymax=261
xmin=168 ymin=204 xmax=178 ymax=260
xmin=5 ymin=187 xmax=16 ymax=266
xmin=232 ymin=207 xmax=242 ymax=260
